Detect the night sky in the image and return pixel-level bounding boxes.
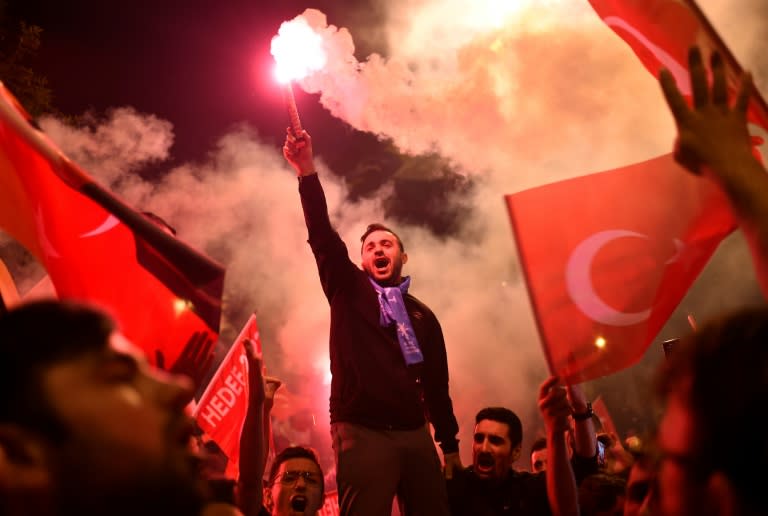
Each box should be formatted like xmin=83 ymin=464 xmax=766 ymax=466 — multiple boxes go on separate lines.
xmin=11 ymin=0 xmax=385 ymax=166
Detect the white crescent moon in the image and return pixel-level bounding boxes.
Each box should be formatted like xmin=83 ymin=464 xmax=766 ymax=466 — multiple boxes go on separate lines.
xmin=603 ymin=15 xmax=691 ymax=95
xmin=80 ymin=215 xmax=120 ymax=238
xmin=566 ymin=230 xmax=651 ymax=326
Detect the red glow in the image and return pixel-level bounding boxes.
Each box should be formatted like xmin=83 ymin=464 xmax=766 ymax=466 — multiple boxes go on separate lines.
xmin=270 ymin=17 xmax=326 ymax=83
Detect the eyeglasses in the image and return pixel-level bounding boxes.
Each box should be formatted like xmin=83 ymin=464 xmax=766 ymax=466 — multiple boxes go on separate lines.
xmin=275 ymin=470 xmax=321 ymax=486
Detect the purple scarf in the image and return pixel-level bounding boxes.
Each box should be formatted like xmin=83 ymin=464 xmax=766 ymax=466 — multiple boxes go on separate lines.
xmin=369 ymin=276 xmax=424 ymax=365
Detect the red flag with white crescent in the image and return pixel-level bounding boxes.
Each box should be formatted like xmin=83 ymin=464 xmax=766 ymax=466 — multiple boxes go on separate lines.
xmin=587 ymin=0 xmax=768 ymax=143
xmin=506 ymin=154 xmax=735 ymax=382
xmin=0 ymin=82 xmax=225 ymax=379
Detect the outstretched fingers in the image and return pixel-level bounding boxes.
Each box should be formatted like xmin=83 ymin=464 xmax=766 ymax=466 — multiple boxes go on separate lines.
xmin=710 ymin=52 xmax=728 ymax=107
xmin=659 ymin=69 xmax=689 ymax=125
xmin=689 ymin=46 xmax=709 ymax=109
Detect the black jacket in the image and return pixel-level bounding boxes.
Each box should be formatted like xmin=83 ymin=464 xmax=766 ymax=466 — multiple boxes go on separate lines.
xmin=299 ymin=173 xmax=459 ymax=453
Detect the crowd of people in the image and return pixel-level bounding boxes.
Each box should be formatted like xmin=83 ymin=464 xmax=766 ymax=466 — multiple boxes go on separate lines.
xmin=0 ymin=46 xmax=766 ymax=516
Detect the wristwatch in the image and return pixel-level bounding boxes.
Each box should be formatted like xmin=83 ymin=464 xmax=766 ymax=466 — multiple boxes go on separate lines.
xmin=573 ymin=402 xmax=594 ymax=421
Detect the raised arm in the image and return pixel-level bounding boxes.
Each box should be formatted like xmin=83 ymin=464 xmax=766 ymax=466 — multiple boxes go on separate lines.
xmin=238 ymin=338 xmax=268 ymax=516
xmin=283 ymin=128 xmax=357 ymax=300
xmin=567 ymin=383 xmax=596 ymax=459
xmin=660 ymin=46 xmax=768 ymax=296
xmin=538 ymin=376 xmax=580 ymax=516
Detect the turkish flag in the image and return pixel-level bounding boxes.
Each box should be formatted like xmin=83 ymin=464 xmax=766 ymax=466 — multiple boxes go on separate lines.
xmin=506 ymin=154 xmax=735 ymax=382
xmin=587 ymin=0 xmax=768 ymax=134
xmin=194 ymin=314 xmax=259 ymax=478
xmin=0 ymin=82 xmax=225 ymax=379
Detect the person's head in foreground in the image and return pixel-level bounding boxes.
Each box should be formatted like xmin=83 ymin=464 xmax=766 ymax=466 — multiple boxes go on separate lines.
xmin=654 ymin=306 xmax=768 ymax=516
xmin=0 ymin=300 xmax=205 ymax=516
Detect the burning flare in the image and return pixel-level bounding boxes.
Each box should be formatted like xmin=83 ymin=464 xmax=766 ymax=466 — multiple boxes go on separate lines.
xmin=271 ymin=16 xmax=327 ymax=84
xmin=270 ymin=15 xmax=327 ymax=135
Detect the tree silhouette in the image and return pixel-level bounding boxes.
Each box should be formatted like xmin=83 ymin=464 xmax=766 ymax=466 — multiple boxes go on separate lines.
xmin=0 ymin=3 xmax=53 ymax=117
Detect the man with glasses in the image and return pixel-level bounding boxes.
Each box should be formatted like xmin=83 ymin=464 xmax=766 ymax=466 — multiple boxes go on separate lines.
xmin=260 ymin=446 xmax=325 ymax=516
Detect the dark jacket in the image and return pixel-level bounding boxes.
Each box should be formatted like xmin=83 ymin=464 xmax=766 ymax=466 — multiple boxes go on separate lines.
xmin=299 ymin=173 xmax=459 ymax=453
xmin=447 ymin=467 xmax=551 ymax=516
xmin=447 ymin=454 xmax=598 ymax=515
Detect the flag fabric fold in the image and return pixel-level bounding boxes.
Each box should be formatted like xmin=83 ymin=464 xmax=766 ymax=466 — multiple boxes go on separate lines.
xmin=0 ymin=82 xmax=225 ymax=374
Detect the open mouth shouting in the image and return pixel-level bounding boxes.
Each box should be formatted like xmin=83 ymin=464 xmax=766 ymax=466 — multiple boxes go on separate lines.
xmin=374 ymin=256 xmax=390 ymax=272
xmin=290 ymin=495 xmax=308 ymax=513
xmin=475 ymin=452 xmax=496 ymax=476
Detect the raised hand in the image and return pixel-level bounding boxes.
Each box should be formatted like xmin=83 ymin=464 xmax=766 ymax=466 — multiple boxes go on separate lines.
xmin=565 ymin=382 xmax=588 ymax=414
xmin=243 ymin=337 xmax=266 ymax=406
xmin=282 ymin=127 xmax=315 ymax=176
xmin=538 ymin=376 xmax=571 ymax=434
xmin=659 ymin=46 xmax=755 ymax=177
xmin=264 ymin=375 xmax=283 ymax=413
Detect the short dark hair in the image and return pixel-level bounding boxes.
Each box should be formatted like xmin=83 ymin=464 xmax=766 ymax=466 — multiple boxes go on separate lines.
xmin=530 ymin=436 xmax=547 ymax=455
xmin=0 ymin=300 xmax=116 ymax=439
xmin=475 ymin=407 xmax=523 ymax=448
xmin=655 ymin=306 xmax=768 ymax=513
xmin=360 ymin=223 xmax=404 ymax=252
xmin=268 ymin=446 xmax=324 ymax=498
